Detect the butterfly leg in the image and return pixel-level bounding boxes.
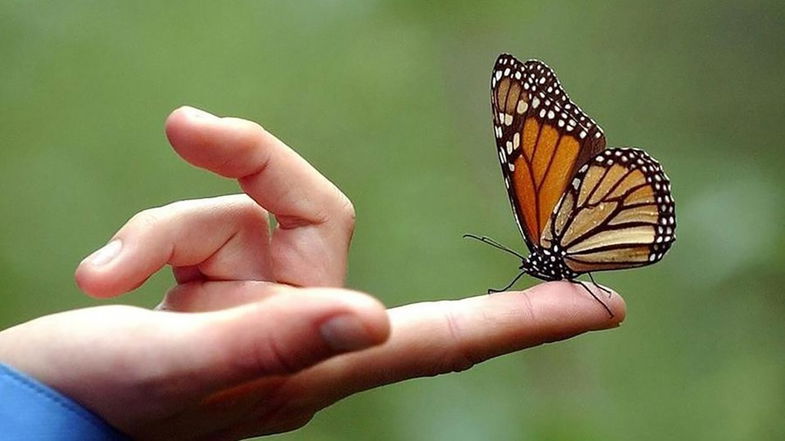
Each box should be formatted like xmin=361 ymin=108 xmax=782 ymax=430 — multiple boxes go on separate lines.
xmin=488 ymin=271 xmax=526 ymax=294
xmin=574 ymin=280 xmax=614 ymax=318
xmin=588 ymin=273 xmax=613 ymax=298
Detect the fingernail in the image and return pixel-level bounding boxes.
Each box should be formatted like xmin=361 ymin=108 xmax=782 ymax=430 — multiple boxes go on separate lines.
xmin=320 ymin=315 xmax=374 ymax=352
xmin=86 ymin=239 xmax=122 ymax=266
xmin=183 ymin=106 xmax=218 ymax=120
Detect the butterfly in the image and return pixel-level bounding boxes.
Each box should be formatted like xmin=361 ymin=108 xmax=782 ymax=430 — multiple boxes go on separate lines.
xmin=465 ymin=53 xmax=676 ymax=316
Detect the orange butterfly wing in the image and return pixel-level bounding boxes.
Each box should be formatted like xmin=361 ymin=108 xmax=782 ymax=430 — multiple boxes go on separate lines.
xmin=542 ymin=148 xmax=676 ymax=272
xmin=491 ymin=54 xmax=605 ymax=250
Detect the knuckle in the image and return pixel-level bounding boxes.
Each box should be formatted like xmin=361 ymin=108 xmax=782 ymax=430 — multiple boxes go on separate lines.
xmin=335 ymin=195 xmax=356 ymax=231
xmin=519 ymin=289 xmax=538 ymax=325
xmin=226 ymin=117 xmax=267 ymax=148
xmin=126 ymin=200 xmax=190 ymax=234
xmin=443 ymin=305 xmax=477 ymax=373
xmin=127 ymin=209 xmax=162 ymax=232
xmin=254 ymin=335 xmax=303 ymax=375
xmin=234 ymin=197 xmax=270 ymax=228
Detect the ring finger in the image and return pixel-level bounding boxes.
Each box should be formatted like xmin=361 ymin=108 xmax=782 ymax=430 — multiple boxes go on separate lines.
xmin=75 ymin=194 xmax=272 ymax=298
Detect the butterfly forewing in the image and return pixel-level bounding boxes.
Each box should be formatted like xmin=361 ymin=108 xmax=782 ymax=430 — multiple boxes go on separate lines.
xmin=491 ymin=54 xmax=606 ymax=251
xmin=541 ymin=148 xmax=676 ymax=273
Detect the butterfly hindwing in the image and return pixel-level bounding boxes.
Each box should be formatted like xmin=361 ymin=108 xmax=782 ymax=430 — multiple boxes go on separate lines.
xmin=541 ymin=148 xmax=676 ymax=273
xmin=491 ymin=54 xmax=606 ymax=251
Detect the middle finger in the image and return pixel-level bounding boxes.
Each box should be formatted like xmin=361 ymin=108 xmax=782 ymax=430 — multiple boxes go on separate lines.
xmin=164 ymin=107 xmax=356 ymax=287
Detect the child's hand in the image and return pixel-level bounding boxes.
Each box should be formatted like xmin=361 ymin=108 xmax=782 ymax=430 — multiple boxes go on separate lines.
xmin=0 ymin=107 xmax=625 ymax=440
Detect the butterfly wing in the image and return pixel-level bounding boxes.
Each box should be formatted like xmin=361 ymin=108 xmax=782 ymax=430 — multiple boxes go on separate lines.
xmin=491 ymin=54 xmax=606 ymax=251
xmin=541 ymin=148 xmax=676 ymax=272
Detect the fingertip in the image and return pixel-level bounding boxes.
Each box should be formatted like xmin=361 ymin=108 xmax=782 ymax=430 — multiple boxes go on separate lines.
xmin=74 ymin=264 xmax=145 ymax=299
xmin=526 ymin=281 xmax=626 ymax=330
xmin=164 ymin=106 xmax=269 ymax=178
xmin=74 ymin=238 xmax=151 ymax=299
xmin=164 ymin=106 xmax=197 ymax=142
xmin=74 ymin=261 xmax=99 ymax=297
xmin=165 ymin=106 xmax=218 ymax=166
xmin=74 ymin=239 xmax=128 ymax=298
xmin=165 ymin=106 xmax=219 ymax=131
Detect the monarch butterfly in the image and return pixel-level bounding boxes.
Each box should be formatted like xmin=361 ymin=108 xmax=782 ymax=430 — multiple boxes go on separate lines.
xmin=466 ymin=53 xmax=676 ymax=316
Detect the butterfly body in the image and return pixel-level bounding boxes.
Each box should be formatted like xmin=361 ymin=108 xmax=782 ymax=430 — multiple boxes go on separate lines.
xmin=519 ymin=245 xmax=578 ymax=281
xmin=473 ymin=53 xmax=676 ymax=301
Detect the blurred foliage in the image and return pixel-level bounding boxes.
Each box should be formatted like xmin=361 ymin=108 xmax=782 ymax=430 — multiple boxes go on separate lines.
xmin=2 ymin=1 xmax=784 ymax=440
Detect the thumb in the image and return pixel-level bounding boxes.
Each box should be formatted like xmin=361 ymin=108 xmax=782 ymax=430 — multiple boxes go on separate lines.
xmin=0 ymin=289 xmax=389 ymax=434
xmin=185 ymin=288 xmax=390 ymax=392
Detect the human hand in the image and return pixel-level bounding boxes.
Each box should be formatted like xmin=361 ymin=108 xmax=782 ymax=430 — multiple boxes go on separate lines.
xmin=0 ymin=107 xmax=625 ymax=440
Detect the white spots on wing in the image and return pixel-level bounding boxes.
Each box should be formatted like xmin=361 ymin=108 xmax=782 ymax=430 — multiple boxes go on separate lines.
xmin=517 ymin=100 xmax=528 ymax=114
xmin=504 ymin=113 xmax=513 ymax=126
xmin=531 ymin=96 xmax=540 ymax=109
xmin=508 ymin=162 xmax=515 ymax=171
xmin=513 ymin=132 xmax=520 ymax=149
xmin=505 ymin=140 xmax=513 ymax=155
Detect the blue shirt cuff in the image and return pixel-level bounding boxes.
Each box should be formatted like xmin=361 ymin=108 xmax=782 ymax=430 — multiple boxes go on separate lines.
xmin=0 ymin=363 xmax=129 ymax=441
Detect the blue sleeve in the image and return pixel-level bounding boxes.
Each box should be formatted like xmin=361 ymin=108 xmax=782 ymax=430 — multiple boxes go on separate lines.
xmin=0 ymin=363 xmax=130 ymax=441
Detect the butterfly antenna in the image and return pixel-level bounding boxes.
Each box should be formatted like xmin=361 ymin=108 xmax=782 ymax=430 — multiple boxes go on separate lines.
xmin=574 ymin=280 xmax=614 ymax=318
xmin=463 ymin=233 xmax=525 ymax=259
xmin=588 ymin=273 xmax=613 ymax=298
xmin=488 ymin=271 xmax=526 ymax=294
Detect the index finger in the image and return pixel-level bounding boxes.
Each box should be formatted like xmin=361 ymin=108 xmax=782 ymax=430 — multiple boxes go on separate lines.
xmin=164 ymin=107 xmax=355 ymax=286
xmin=292 ymin=281 xmax=626 ymax=400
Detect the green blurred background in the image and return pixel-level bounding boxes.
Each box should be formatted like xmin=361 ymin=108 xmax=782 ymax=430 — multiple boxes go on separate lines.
xmin=2 ymin=1 xmax=784 ymax=440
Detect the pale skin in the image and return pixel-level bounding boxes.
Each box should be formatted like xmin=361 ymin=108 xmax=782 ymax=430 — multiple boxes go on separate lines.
xmin=0 ymin=107 xmax=626 ymax=441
